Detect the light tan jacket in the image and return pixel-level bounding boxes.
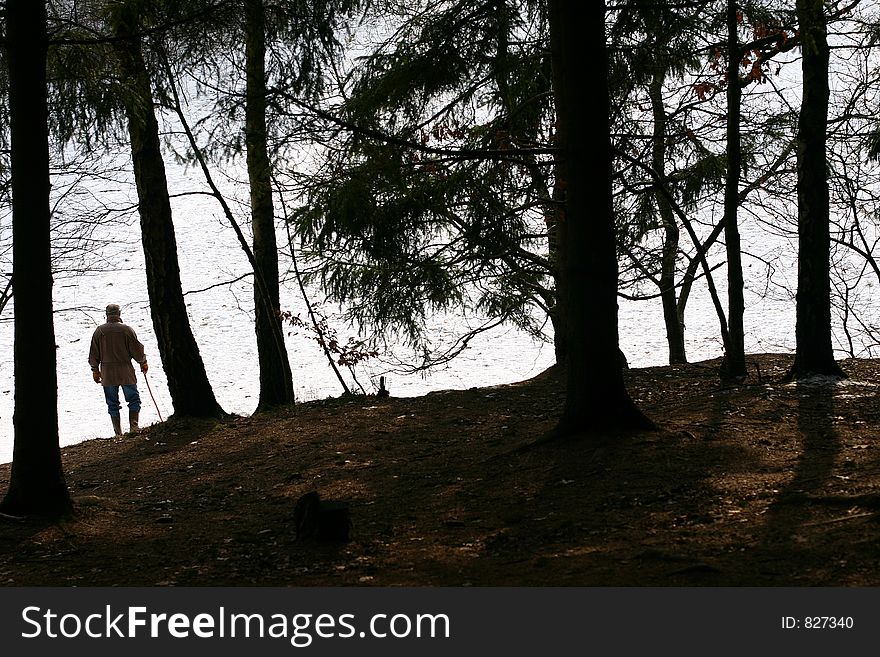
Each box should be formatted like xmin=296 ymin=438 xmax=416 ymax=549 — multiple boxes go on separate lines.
xmin=88 ymin=318 xmax=146 ymax=386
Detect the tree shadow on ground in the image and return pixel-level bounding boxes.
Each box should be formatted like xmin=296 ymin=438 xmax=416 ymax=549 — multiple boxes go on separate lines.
xmin=4 ymin=354 xmax=880 ymax=585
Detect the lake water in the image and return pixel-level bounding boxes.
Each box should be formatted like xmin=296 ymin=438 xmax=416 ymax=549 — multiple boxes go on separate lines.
xmin=0 ymin=163 xmax=567 ymax=464
xmin=0 ymin=153 xmax=816 ymax=465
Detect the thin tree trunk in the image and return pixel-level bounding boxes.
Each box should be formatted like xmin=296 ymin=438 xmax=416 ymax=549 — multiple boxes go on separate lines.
xmin=111 ymin=10 xmax=226 ymax=417
xmin=1 ymin=0 xmax=72 ymax=516
xmin=649 ymin=69 xmax=687 ymax=364
xmin=493 ymin=1 xmax=566 ymax=365
xmin=245 ymin=0 xmax=295 ymax=410
xmin=547 ymin=168 xmax=567 ymax=365
xmin=549 ymin=0 xmax=654 ymax=436
xmin=723 ymin=0 xmax=747 ymax=380
xmin=786 ymin=0 xmax=845 ymax=380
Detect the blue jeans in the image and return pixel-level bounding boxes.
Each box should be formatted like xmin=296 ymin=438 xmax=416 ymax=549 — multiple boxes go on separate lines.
xmin=103 ymin=384 xmax=141 ymax=417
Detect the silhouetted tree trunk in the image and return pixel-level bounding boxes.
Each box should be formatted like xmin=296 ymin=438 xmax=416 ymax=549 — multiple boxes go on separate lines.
xmin=722 ymin=0 xmax=747 ymax=380
xmin=547 ymin=174 xmax=567 ymax=365
xmin=493 ymin=2 xmax=566 ymax=365
xmin=649 ymin=68 xmax=687 ymax=364
xmin=549 ymin=0 xmax=654 ymax=436
xmin=0 ymin=0 xmax=72 ymax=517
xmin=111 ymin=7 xmax=226 ymax=417
xmin=245 ymin=0 xmax=295 ymax=410
xmin=786 ymin=0 xmax=845 ymax=380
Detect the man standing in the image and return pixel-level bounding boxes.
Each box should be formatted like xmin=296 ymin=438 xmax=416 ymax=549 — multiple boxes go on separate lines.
xmin=88 ymin=303 xmax=149 ymax=436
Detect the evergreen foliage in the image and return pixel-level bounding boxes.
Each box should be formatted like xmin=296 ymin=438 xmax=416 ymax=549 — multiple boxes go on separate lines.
xmin=291 ymin=0 xmax=557 ymax=357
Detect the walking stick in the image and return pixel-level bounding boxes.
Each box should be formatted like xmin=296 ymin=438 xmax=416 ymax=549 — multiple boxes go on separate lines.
xmin=142 ymin=370 xmax=164 ymax=422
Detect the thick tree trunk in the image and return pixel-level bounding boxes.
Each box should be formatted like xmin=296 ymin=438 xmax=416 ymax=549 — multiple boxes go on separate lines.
xmin=548 ymin=0 xmax=654 ymax=436
xmin=722 ymin=0 xmax=747 ymax=380
xmin=245 ymin=0 xmax=295 ymax=410
xmin=786 ymin=0 xmax=845 ymax=380
xmin=112 ymin=14 xmax=226 ymax=417
xmin=1 ymin=0 xmax=72 ymax=516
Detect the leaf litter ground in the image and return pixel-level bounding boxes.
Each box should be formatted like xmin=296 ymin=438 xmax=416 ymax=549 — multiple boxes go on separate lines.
xmin=2 ymin=353 xmax=880 ymax=586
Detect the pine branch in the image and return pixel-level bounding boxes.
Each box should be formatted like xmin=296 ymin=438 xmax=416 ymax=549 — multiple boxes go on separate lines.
xmin=47 ymin=0 xmax=233 ymax=46
xmin=272 ymin=89 xmax=557 ymax=163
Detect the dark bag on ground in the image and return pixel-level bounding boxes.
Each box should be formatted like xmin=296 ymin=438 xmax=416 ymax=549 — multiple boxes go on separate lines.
xmin=293 ymin=491 xmax=351 ymax=542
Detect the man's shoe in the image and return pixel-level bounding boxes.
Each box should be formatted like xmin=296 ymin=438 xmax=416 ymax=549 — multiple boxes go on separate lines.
xmin=111 ymin=416 xmax=122 ymax=436
xmin=129 ymin=411 xmax=139 ymax=432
